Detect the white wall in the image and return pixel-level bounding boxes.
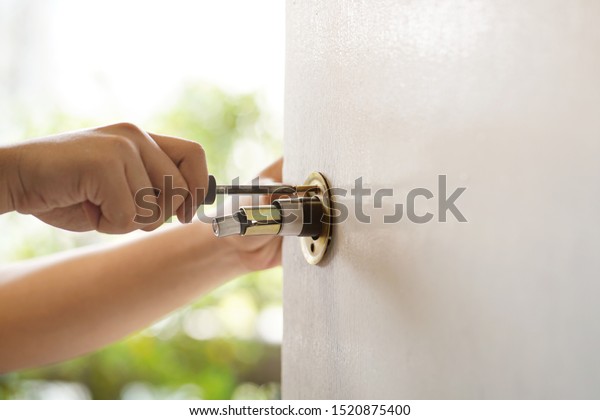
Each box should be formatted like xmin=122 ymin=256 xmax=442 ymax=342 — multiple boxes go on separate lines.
xmin=283 ymin=0 xmax=600 ymax=399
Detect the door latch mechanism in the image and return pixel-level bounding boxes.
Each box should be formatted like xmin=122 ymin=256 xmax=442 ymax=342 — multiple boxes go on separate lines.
xmin=205 ymin=172 xmax=332 ymax=265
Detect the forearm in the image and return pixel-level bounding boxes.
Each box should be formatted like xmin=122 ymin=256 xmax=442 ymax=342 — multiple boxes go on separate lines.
xmin=0 ymin=145 xmax=20 ymax=214
xmin=0 ymin=222 xmax=247 ymax=372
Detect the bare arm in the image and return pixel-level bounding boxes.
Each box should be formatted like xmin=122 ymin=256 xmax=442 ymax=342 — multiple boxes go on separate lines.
xmin=0 ymin=138 xmax=283 ymax=372
xmin=0 ymin=220 xmax=280 ymax=373
xmin=0 ymin=123 xmax=210 ymax=233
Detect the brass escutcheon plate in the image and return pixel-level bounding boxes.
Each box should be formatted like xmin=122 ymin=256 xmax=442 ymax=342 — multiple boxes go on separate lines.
xmin=300 ymin=172 xmax=332 ymax=265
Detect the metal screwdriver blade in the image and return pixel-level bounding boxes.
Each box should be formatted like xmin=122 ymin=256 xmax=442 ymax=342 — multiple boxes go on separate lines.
xmin=212 ymin=215 xmax=242 ymax=237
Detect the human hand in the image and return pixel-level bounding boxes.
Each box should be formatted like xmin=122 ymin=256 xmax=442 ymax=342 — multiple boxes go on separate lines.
xmin=0 ymin=123 xmax=209 ymax=233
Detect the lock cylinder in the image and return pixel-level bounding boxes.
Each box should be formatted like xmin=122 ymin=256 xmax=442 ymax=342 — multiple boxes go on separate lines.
xmin=209 ymin=171 xmax=331 ymax=264
xmin=212 ymin=197 xmax=324 ymax=238
xmin=276 ymin=197 xmax=323 ymax=237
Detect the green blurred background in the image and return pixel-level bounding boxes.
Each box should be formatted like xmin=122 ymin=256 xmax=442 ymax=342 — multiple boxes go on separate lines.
xmin=0 ymin=0 xmax=284 ymax=400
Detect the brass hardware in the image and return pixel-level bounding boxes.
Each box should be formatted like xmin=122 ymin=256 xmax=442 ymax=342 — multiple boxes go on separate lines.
xmin=241 ymin=205 xmax=282 ymax=236
xmin=209 ymin=172 xmax=333 ymax=265
xmin=299 ymin=172 xmax=332 ymax=265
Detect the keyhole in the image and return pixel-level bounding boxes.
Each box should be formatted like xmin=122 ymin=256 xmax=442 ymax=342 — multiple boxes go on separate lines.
xmin=310 ymin=242 xmax=315 ymax=253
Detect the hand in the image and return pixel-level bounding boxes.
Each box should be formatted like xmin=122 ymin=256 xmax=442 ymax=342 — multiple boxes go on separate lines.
xmin=0 ymin=123 xmax=209 ymax=233
xmin=224 ymin=158 xmax=283 ymax=272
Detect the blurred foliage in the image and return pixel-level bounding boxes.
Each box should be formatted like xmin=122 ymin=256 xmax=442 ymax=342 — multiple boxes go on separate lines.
xmin=149 ymin=84 xmax=280 ymax=182
xmin=0 ymin=84 xmax=282 ymax=400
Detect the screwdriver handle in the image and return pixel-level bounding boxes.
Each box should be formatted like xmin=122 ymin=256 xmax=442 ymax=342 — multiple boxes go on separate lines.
xmin=204 ymin=175 xmax=217 ymax=205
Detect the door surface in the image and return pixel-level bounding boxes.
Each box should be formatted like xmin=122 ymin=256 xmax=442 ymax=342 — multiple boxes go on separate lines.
xmin=282 ymin=0 xmax=600 ymax=399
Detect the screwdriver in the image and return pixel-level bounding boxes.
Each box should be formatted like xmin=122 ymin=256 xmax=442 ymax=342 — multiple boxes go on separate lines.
xmin=203 ymin=175 xmax=319 ymax=205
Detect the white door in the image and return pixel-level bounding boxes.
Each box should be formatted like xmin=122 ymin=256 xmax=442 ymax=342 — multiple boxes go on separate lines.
xmin=282 ymin=0 xmax=600 ymax=399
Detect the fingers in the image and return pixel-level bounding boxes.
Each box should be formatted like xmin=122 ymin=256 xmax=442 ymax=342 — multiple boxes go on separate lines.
xmin=95 ymin=168 xmax=139 ymax=234
xmin=148 ymin=132 xmax=209 ymax=223
xmin=103 ymin=123 xmax=191 ymax=225
xmin=259 ymin=158 xmax=283 ymax=183
xmin=257 ymin=158 xmax=284 ymax=205
xmin=124 ymin=153 xmax=160 ymax=231
xmin=83 ymin=123 xmax=210 ymax=232
xmin=33 ymin=204 xmax=97 ymax=232
xmin=136 ymin=130 xmax=190 ymax=224
xmin=77 ymin=134 xmax=146 ymax=234
xmin=83 ymin=130 xmax=165 ymax=233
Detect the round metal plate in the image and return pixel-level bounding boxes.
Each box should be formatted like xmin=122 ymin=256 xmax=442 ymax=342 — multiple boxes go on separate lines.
xmin=300 ymin=172 xmax=332 ymax=265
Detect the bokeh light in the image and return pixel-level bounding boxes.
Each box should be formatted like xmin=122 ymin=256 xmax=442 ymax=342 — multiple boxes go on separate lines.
xmin=0 ymin=0 xmax=284 ymax=400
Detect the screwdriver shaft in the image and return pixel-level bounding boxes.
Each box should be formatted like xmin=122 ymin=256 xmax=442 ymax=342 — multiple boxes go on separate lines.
xmin=215 ymin=184 xmax=318 ymax=195
xmin=203 ymin=175 xmax=319 ymax=205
